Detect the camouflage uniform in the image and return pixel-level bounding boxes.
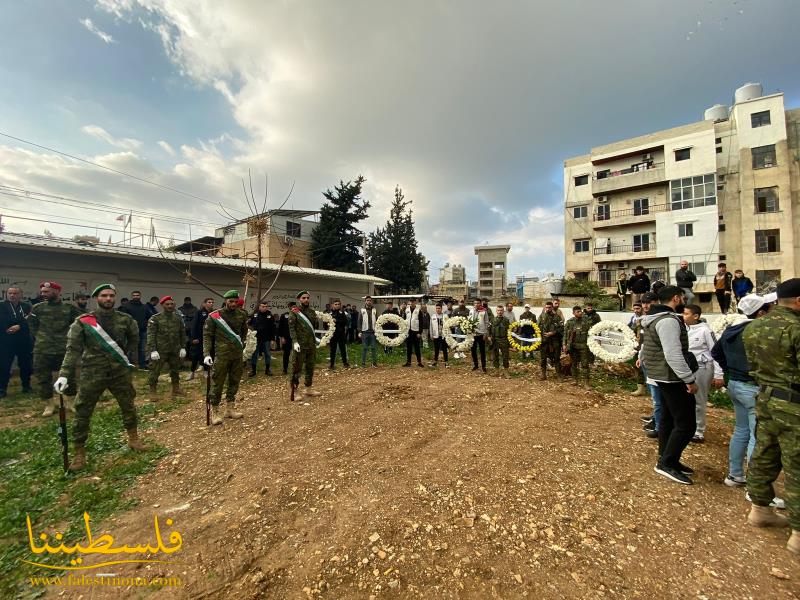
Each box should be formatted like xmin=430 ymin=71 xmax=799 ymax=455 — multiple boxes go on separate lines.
xmin=564 ymin=315 xmax=592 ymax=385
xmin=59 ymin=308 xmax=139 ymax=445
xmin=289 ymin=304 xmax=319 ymax=387
xmin=490 ymin=316 xmax=510 ymax=370
xmin=146 ymin=310 xmax=187 ymax=386
xmin=203 ymin=307 xmax=248 ymax=405
xmin=743 ymin=305 xmax=800 ymax=529
xmin=538 ymin=311 xmax=564 ymax=379
xmin=29 ymin=299 xmax=81 ymax=399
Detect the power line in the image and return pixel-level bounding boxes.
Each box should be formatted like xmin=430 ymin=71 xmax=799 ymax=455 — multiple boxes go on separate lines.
xmin=0 ymin=131 xmax=247 ymax=214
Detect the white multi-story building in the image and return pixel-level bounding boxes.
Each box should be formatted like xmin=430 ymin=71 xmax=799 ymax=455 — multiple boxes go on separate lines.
xmin=564 ymin=83 xmax=799 ymax=297
xmin=439 ymin=263 xmax=466 ymax=283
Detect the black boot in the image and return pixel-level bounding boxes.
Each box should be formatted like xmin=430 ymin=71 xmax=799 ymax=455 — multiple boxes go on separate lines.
xmin=248 ymin=366 xmax=256 ymax=378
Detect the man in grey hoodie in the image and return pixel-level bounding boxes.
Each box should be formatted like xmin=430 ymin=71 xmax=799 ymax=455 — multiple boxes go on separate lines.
xmin=641 ymin=285 xmax=699 ymax=485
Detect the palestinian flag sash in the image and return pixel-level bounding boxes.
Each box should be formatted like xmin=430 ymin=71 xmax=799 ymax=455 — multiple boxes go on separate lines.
xmin=292 ymin=307 xmax=315 ymax=336
xmin=209 ymin=310 xmax=243 ymax=348
xmin=78 ymin=315 xmax=133 ymax=368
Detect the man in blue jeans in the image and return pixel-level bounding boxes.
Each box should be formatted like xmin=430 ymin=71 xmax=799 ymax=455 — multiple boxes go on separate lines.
xmin=711 ymin=293 xmax=774 ymax=486
xmin=357 ymin=296 xmax=378 ymax=367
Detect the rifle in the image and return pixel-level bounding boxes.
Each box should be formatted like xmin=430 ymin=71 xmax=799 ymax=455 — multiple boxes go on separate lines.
xmin=205 ymin=363 xmax=212 ymax=426
xmin=58 ymin=394 xmax=69 ymax=472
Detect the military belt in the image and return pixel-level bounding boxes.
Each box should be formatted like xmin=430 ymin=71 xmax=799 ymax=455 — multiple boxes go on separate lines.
xmin=759 ymin=385 xmax=800 ymax=404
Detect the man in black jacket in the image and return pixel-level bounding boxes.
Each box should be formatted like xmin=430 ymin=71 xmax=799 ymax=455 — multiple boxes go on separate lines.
xmin=189 ymin=297 xmax=214 ymax=378
xmin=119 ymin=290 xmax=151 ymax=368
xmin=329 ymin=300 xmax=349 ymax=369
xmin=249 ymin=301 xmax=276 ymax=376
xmin=179 ymin=297 xmax=197 ymax=348
xmin=675 ymin=260 xmax=697 ymax=304
xmin=627 ymin=266 xmax=651 ymax=304
xmin=278 ymin=301 xmax=295 ymax=374
xmin=0 ymin=286 xmax=33 ymax=398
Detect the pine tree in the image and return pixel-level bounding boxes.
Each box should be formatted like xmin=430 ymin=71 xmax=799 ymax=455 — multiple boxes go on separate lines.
xmin=310 ymin=176 xmax=370 ymax=272
xmin=367 ymin=185 xmax=428 ymax=293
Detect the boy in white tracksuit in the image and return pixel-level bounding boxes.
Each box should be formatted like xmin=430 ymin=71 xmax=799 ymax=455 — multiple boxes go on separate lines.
xmin=683 ymin=305 xmax=723 ymax=442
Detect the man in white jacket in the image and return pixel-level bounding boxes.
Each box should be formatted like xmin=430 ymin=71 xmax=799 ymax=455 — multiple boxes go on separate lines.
xmin=683 ymin=305 xmax=723 ymax=443
xmin=403 ymin=297 xmax=424 ymax=367
xmin=429 ymin=303 xmax=449 ymax=367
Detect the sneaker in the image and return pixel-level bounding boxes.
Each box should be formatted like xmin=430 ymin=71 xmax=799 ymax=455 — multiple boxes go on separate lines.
xmin=403 ymin=363 xmax=411 ymax=367
xmin=372 ymin=363 xmax=378 ymax=368
xmin=472 ymin=366 xmax=479 ymax=371
xmin=654 ymin=465 xmax=693 ymax=485
xmin=677 ymin=462 xmax=694 ymax=475
xmin=645 ymin=428 xmax=658 ymax=439
xmin=640 ymin=415 xmax=653 ymax=423
xmin=691 ymin=434 xmax=705 ymax=444
xmin=724 ymin=475 xmax=746 ymax=487
xmin=745 ymin=492 xmax=785 ymax=509
xmin=642 ymin=418 xmax=655 ymax=430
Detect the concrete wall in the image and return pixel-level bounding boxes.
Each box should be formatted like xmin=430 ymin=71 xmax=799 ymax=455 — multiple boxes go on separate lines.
xmin=0 ymin=246 xmax=373 ymax=311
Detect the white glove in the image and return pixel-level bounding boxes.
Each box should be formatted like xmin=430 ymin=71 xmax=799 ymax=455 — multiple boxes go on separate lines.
xmin=179 ymin=348 xmax=186 ymax=359
xmin=204 ymin=356 xmax=214 ymax=366
xmin=54 ymin=377 xmax=68 ymax=394
xmin=150 ymin=351 xmax=160 ymax=361
xmin=293 ymin=342 xmax=301 ymax=353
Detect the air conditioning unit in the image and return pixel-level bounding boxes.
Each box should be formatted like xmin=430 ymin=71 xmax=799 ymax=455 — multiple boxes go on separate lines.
xmin=283 ymin=235 xmax=294 ymax=245
xmin=597 ymin=195 xmax=609 ymax=204
xmin=642 ymin=153 xmax=653 ymax=161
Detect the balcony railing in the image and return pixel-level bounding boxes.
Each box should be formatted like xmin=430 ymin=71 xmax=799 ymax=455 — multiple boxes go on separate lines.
xmin=592 ymin=162 xmax=666 ymax=195
xmin=593 ymin=243 xmax=656 ymax=256
xmin=593 ymin=203 xmax=669 ymax=222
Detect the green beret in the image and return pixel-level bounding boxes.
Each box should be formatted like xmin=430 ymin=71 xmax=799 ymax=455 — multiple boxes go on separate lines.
xmin=223 ymin=290 xmax=239 ymax=299
xmin=296 ymin=290 xmax=310 ymax=299
xmin=91 ymin=283 xmax=116 ymax=297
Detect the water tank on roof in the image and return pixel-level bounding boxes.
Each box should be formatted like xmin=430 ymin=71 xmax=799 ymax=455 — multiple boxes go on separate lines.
xmin=704 ymin=104 xmax=729 ymax=121
xmin=735 ymin=82 xmax=763 ymax=104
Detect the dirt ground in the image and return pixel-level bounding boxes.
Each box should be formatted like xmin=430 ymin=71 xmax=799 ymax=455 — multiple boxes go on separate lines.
xmin=42 ymin=362 xmax=798 ymax=599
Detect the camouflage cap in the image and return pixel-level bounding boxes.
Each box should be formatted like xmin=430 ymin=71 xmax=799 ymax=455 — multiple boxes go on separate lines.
xmin=776 ymin=278 xmax=800 ymax=299
xmin=223 ymin=290 xmax=239 ymax=299
xmin=296 ymin=290 xmax=310 ymax=298
xmin=91 ymin=283 xmax=116 ymax=297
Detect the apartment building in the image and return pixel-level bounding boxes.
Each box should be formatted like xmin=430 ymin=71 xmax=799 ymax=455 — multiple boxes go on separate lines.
xmin=564 ymin=83 xmax=799 ymax=295
xmin=439 ymin=262 xmax=466 ymax=284
xmin=474 ymin=244 xmax=510 ymax=299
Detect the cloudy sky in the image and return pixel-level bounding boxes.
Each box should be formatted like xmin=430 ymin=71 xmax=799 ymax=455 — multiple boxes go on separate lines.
xmin=1 ymin=0 xmax=799 ymax=282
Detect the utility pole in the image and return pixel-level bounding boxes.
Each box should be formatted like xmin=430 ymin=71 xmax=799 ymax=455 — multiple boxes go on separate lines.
xmin=363 ymin=233 xmax=367 ymax=275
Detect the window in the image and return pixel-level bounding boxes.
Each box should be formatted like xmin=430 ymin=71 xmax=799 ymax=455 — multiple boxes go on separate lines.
xmin=715 ymin=137 xmax=722 ymax=144
xmin=752 ymin=145 xmax=776 ymax=169
xmin=574 ymin=272 xmax=589 ymax=281
xmin=689 ymin=262 xmax=707 ymax=277
xmin=751 ymin=110 xmax=771 ymax=128
xmin=633 ymin=198 xmax=649 ymax=216
xmin=677 ymin=223 xmax=694 ymax=237
xmin=598 ymin=270 xmax=613 ymax=287
xmin=573 ymin=206 xmax=588 ymax=219
xmin=718 ymin=224 xmax=726 ymax=232
xmin=595 ymin=169 xmax=610 ymax=180
xmin=574 ymin=239 xmax=589 ymax=253
xmin=675 ymin=148 xmax=691 ymax=161
xmin=286 ymin=221 xmax=301 ymax=237
xmin=574 ymin=174 xmax=588 ymax=186
xmin=755 ymin=229 xmax=780 ymax=253
xmin=755 ymin=269 xmax=781 ymax=288
xmin=755 ymin=187 xmax=779 ymax=213
xmin=670 ymin=174 xmax=716 ymax=210
xmin=716 ymin=147 xmax=722 ymax=154
xmin=596 ymin=204 xmax=610 ymax=221
xmin=633 ymin=234 xmax=650 ymax=252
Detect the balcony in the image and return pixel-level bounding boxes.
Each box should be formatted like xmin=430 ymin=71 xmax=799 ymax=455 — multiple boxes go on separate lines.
xmin=592 ymin=162 xmax=666 ymax=195
xmin=593 ymin=242 xmax=657 ymax=261
xmin=592 ymin=203 xmax=669 ymax=228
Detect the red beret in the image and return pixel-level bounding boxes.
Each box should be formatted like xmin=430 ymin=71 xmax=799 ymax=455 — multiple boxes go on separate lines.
xmin=40 ymin=281 xmax=61 ymax=291
xmin=236 ymin=298 xmax=245 ymax=307
xmin=159 ymin=295 xmax=174 ymax=305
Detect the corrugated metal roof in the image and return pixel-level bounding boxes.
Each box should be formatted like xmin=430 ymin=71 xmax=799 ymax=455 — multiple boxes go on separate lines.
xmin=0 ymin=232 xmax=390 ymax=284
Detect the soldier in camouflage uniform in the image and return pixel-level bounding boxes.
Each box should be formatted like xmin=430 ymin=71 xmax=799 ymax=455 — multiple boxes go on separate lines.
xmin=203 ymin=290 xmax=248 ymax=425
xmin=288 ymin=290 xmax=320 ymax=401
xmin=490 ymin=305 xmax=511 ymax=375
xmin=146 ymin=296 xmax=187 ymax=401
xmin=74 ymin=291 xmax=90 ymax=314
xmin=29 ymin=281 xmax=81 ymax=416
xmin=538 ymin=301 xmax=564 ymax=381
xmin=563 ymin=305 xmax=592 ymax=387
xmin=742 ymin=280 xmax=800 ymax=553
xmin=54 ymin=284 xmax=144 ymax=472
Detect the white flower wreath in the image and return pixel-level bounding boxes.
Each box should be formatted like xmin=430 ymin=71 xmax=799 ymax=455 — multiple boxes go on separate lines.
xmin=315 ymin=311 xmax=336 ymax=348
xmin=587 ymin=320 xmax=637 ymax=363
xmin=243 ymin=329 xmax=258 ymax=360
xmin=375 ymin=313 xmax=409 ymax=347
xmin=443 ymin=316 xmax=475 ymax=352
xmin=711 ymin=313 xmax=748 ymax=337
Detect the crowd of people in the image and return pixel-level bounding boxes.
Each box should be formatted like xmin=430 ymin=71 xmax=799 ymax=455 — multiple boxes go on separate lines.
xmin=1 ymin=277 xmax=798 ymax=555
xmin=617 ymin=262 xmax=758 ymax=314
